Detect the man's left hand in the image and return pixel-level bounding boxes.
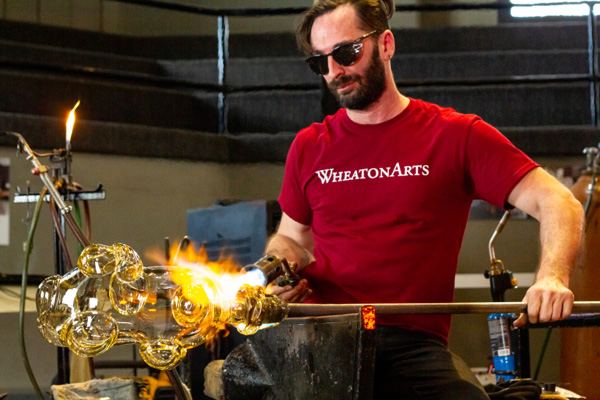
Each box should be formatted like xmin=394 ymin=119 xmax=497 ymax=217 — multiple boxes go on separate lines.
xmin=266 ymin=278 xmax=312 ymax=303
xmin=513 ymin=276 xmax=574 ymax=327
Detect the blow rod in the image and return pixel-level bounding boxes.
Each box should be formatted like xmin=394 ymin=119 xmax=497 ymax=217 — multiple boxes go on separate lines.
xmin=287 ymin=301 xmax=600 ymax=317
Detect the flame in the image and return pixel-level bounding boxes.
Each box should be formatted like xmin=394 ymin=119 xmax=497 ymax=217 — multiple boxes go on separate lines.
xmin=162 ymin=243 xmax=250 ymax=299
xmin=66 ymin=100 xmax=80 ymax=144
xmin=147 ymin=241 xmax=260 ymax=343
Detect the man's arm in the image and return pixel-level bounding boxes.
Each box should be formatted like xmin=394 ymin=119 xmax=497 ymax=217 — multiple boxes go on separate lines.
xmin=264 ymin=212 xmax=315 ymax=302
xmin=507 ymin=167 xmax=584 ymax=327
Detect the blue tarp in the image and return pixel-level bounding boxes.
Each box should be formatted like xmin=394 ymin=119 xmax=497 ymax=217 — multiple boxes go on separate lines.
xmin=186 ymin=200 xmax=267 ymax=266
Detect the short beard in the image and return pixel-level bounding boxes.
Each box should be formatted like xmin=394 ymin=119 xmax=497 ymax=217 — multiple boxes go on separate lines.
xmin=327 ymin=45 xmax=387 ymax=111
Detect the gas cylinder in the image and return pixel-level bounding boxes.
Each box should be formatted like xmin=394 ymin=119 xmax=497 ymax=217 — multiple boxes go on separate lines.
xmin=560 ymin=146 xmax=600 ymax=399
xmin=488 ymin=313 xmax=516 ymax=382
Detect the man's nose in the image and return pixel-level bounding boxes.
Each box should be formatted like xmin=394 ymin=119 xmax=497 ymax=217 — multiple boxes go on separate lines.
xmin=325 ymin=55 xmax=344 ymax=79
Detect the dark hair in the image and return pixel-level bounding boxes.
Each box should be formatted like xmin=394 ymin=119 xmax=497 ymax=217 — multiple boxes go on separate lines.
xmin=296 ymin=0 xmax=394 ymax=56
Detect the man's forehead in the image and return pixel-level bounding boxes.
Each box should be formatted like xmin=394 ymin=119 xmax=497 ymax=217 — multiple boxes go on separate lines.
xmin=310 ymin=5 xmax=363 ymax=52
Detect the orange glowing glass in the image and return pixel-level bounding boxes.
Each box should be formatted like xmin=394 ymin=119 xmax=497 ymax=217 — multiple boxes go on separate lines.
xmin=361 ymin=305 xmax=376 ymax=330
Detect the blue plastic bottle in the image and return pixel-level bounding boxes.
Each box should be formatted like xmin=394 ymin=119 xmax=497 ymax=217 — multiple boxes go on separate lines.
xmin=487 ymin=313 xmax=516 ymax=382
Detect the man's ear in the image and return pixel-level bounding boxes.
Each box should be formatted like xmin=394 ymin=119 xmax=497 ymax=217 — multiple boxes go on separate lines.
xmin=380 ymin=29 xmax=395 ymax=59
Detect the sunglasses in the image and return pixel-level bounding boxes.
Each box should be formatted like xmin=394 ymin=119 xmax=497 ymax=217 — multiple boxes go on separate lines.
xmin=305 ymin=30 xmax=378 ymax=76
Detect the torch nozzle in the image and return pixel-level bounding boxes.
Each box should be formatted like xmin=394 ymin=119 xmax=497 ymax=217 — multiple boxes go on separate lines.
xmin=485 ymin=209 xmax=517 ymax=302
xmin=488 ymin=210 xmax=512 ymax=272
xmin=243 ymin=254 xmax=301 ymax=288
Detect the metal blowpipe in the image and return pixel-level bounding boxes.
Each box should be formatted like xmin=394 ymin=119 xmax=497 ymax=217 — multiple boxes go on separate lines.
xmin=287 ymin=301 xmax=600 ymax=317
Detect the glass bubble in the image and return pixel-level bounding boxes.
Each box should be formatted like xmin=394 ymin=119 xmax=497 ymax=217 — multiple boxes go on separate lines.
xmin=229 ymin=285 xmax=260 ymax=335
xmin=178 ymin=327 xmax=207 ymax=349
xmin=109 ymin=273 xmax=149 ymax=316
xmin=66 ymin=310 xmax=118 ymax=357
xmin=77 ymin=244 xmax=118 ymax=277
xmin=114 ymin=243 xmax=144 ymax=283
xmin=252 ymin=290 xmax=290 ymax=330
xmin=36 ymin=270 xmax=84 ymax=346
xmin=171 ymin=286 xmax=210 ymax=327
xmin=230 ymin=284 xmax=289 ymax=335
xmin=37 ymin=310 xmax=68 ymax=347
xmin=139 ymin=339 xmax=186 ymax=370
xmin=36 ymin=275 xmax=60 ymax=315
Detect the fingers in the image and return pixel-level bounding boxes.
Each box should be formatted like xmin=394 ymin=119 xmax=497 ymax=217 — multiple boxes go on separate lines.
xmin=289 ymin=261 xmax=300 ymax=273
xmin=265 ymin=281 xmax=286 ymax=296
xmin=546 ymin=289 xmax=573 ymax=321
xmin=526 ymin=292 xmax=542 ymax=325
xmin=265 ymin=279 xmax=311 ymax=303
xmin=561 ymin=295 xmax=574 ymax=320
xmin=513 ymin=313 xmax=528 ymax=328
xmin=531 ymin=289 xmax=573 ymax=324
xmin=293 ymin=288 xmax=313 ymax=303
xmin=515 ymin=280 xmax=574 ymax=327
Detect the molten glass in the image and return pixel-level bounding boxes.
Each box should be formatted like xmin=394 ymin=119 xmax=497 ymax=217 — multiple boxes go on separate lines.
xmin=36 ymin=243 xmax=289 ymax=370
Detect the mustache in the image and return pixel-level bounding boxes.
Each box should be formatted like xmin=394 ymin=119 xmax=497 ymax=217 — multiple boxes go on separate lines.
xmin=328 ymin=74 xmax=360 ymax=90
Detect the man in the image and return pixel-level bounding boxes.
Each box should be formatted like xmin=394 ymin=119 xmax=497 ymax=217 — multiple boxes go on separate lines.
xmin=265 ymin=0 xmax=584 ymax=399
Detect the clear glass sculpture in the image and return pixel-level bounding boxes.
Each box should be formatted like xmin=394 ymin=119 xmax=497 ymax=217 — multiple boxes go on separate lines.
xmin=36 ymin=243 xmax=289 ymax=370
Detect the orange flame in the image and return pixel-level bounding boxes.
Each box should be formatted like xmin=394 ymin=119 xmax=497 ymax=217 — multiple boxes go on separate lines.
xmin=66 ymin=100 xmax=80 ymax=144
xmin=147 ymin=241 xmax=260 ymax=344
xmin=167 ymin=244 xmax=245 ymax=302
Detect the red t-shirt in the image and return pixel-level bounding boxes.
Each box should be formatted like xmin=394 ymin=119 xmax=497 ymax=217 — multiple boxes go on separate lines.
xmin=278 ymin=98 xmax=538 ymax=342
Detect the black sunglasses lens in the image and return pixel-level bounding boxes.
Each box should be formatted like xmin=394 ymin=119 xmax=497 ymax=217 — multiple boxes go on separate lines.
xmin=307 ymin=56 xmax=328 ymax=75
xmin=306 ymin=38 xmax=365 ymax=75
xmin=332 ymin=43 xmax=361 ymax=66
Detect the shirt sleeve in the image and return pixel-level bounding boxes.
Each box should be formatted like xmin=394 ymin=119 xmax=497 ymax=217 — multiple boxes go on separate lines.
xmin=464 ymin=118 xmax=539 ymax=209
xmin=278 ymin=134 xmax=314 ymax=226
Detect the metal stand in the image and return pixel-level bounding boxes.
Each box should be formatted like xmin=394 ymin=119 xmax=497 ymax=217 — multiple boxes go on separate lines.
xmin=9 ymin=132 xmax=105 ymax=385
xmin=513 ymin=313 xmax=600 ymax=379
xmin=15 ymin=189 xmax=105 ymax=384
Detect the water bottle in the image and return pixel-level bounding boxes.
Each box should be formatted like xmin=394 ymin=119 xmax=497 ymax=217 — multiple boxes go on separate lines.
xmin=488 ymin=313 xmax=516 ymax=382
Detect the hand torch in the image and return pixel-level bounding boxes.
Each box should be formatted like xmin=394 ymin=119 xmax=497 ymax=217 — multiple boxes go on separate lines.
xmin=484 ymin=210 xmax=518 ymax=302
xmin=243 ymin=254 xmax=301 ymax=288
xmin=484 ymin=209 xmax=518 ymax=382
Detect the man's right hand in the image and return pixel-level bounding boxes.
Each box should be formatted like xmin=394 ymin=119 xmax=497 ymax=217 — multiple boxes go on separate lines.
xmin=266 ymin=278 xmax=312 ymax=303
xmin=264 ymin=213 xmax=315 ymax=303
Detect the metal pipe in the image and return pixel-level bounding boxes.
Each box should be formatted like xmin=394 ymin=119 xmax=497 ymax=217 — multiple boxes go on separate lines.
xmin=166 ymin=369 xmax=192 ymax=400
xmin=488 ymin=209 xmax=511 ymax=267
xmin=11 ymin=131 xmax=71 ymax=215
xmin=3 ymin=131 xmax=91 ymax=247
xmin=287 ymin=301 xmax=600 ymax=317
